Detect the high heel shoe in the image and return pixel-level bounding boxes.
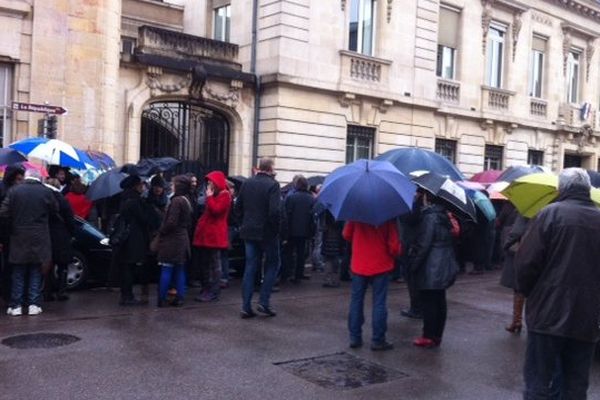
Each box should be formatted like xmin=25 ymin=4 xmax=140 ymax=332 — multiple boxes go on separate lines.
xmin=505 ymin=322 xmax=522 ymax=334
xmin=413 ymin=337 xmax=439 ymax=348
xmin=505 ymin=293 xmax=525 ymax=334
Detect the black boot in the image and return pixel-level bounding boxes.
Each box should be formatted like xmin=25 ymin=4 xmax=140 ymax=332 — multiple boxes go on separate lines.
xmin=57 ymin=268 xmax=70 ymax=301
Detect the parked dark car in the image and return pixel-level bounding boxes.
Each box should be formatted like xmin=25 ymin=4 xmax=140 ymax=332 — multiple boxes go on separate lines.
xmin=64 ymin=217 xmax=112 ymax=289
xmin=65 ymin=216 xmax=246 ymax=288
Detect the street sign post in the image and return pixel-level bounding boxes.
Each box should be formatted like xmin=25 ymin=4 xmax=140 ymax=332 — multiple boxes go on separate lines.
xmin=12 ymin=102 xmax=68 ymax=115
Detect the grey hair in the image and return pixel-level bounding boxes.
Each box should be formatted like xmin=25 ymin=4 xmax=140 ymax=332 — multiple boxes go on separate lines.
xmin=24 ymin=169 xmax=42 ymax=181
xmin=558 ymin=168 xmax=591 ymax=193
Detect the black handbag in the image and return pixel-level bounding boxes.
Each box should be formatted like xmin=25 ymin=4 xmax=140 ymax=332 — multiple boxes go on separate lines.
xmin=109 ymin=214 xmax=130 ymax=248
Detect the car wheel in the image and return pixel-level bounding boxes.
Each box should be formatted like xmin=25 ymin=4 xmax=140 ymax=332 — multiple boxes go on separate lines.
xmin=65 ymin=251 xmax=88 ymax=290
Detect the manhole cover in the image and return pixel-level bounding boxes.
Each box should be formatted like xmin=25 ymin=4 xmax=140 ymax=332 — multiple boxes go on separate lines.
xmin=274 ymin=352 xmax=408 ymax=390
xmin=2 ymin=333 xmax=80 ymax=349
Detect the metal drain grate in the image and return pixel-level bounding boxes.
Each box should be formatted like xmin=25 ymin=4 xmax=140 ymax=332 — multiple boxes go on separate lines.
xmin=2 ymin=333 xmax=80 ymax=349
xmin=274 ymin=352 xmax=408 ymax=390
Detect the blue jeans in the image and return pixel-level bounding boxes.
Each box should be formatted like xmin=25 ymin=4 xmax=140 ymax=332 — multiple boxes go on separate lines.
xmin=242 ymin=238 xmax=280 ymax=311
xmin=348 ymin=273 xmax=390 ymax=344
xmin=10 ymin=263 xmax=42 ymax=308
xmin=158 ymin=263 xmax=186 ymax=301
xmin=524 ymin=331 xmax=596 ymax=400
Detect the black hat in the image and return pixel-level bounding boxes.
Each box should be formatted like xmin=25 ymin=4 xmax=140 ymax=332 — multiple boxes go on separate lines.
xmin=120 ymin=175 xmax=142 ymax=190
xmin=150 ymin=175 xmax=167 ymax=188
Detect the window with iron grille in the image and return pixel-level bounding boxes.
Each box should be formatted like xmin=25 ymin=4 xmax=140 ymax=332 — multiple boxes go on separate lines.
xmin=528 ymin=150 xmax=544 ymax=166
xmin=435 ymin=139 xmax=457 ymax=164
xmin=564 ymin=154 xmax=582 ymax=168
xmin=346 ymin=125 xmax=375 ymax=164
xmin=484 ymin=145 xmax=503 ymax=170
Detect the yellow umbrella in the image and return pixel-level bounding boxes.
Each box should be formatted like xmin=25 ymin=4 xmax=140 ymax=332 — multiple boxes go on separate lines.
xmin=502 ymin=173 xmax=600 ymax=218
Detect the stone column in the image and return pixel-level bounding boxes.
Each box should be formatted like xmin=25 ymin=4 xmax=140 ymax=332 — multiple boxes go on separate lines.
xmin=98 ymin=0 xmax=122 ymax=157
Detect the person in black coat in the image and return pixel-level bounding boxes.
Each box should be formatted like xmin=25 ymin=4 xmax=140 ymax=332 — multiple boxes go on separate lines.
xmin=0 ymin=170 xmax=58 ymax=316
xmin=115 ymin=175 xmax=152 ymax=306
xmin=282 ymin=176 xmax=315 ymax=283
xmin=400 ymin=193 xmax=423 ymax=319
xmin=320 ymin=210 xmax=345 ymax=288
xmin=235 ymin=158 xmax=281 ymax=318
xmin=44 ymin=178 xmax=76 ymax=301
xmin=409 ymin=194 xmax=459 ymax=348
xmin=0 ymin=164 xmax=25 ymax=304
xmin=515 ymin=168 xmax=600 ymax=399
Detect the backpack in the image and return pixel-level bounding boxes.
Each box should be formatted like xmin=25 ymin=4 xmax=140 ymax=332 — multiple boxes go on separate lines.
xmin=109 ymin=214 xmax=130 ymax=248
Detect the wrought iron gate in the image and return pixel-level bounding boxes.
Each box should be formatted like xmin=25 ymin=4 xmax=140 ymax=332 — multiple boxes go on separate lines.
xmin=140 ymin=101 xmax=230 ymax=177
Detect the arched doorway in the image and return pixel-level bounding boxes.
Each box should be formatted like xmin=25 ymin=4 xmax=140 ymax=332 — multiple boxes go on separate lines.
xmin=140 ymin=101 xmax=230 ymax=177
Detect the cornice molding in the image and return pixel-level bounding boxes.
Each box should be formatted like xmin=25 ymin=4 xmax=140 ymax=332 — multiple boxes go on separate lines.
xmin=546 ymin=0 xmax=600 ymax=22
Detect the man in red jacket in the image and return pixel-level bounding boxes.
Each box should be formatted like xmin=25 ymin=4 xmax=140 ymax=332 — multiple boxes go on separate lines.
xmin=343 ymin=220 xmax=401 ymax=351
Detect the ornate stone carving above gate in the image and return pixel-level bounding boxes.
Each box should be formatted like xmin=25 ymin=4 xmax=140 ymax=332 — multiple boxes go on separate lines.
xmin=201 ymin=80 xmax=244 ymax=109
xmin=146 ymin=68 xmax=192 ymax=97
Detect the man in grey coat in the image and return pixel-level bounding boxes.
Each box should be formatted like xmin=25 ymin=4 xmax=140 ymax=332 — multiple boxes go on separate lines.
xmin=0 ymin=170 xmax=57 ymax=316
xmin=515 ymin=168 xmax=600 ymax=399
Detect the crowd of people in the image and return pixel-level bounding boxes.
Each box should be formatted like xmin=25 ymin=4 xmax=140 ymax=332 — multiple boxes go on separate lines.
xmin=0 ymin=158 xmax=599 ymax=398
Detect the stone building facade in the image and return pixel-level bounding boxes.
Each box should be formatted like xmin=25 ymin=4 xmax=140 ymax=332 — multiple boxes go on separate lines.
xmin=2 ymin=0 xmax=600 ymax=181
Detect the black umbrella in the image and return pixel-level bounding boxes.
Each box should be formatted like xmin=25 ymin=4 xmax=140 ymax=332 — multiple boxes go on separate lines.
xmin=228 ymin=175 xmax=247 ymax=191
xmin=120 ymin=163 xmax=139 ymax=175
xmin=136 ymin=157 xmax=181 ymax=176
xmin=412 ymin=172 xmax=477 ymax=221
xmin=497 ymin=165 xmax=546 ymax=183
xmin=0 ymin=148 xmax=27 ymax=166
xmin=86 ymin=169 xmax=129 ymax=201
xmin=307 ymin=175 xmax=325 ymax=187
xmin=587 ymin=170 xmax=600 ymax=188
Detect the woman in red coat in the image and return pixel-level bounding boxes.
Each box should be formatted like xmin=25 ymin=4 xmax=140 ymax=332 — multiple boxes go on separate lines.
xmin=343 ymin=219 xmax=402 ymax=351
xmin=193 ymin=171 xmax=231 ymax=302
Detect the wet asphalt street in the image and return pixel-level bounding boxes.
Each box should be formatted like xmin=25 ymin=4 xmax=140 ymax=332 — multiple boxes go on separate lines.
xmin=1 ymin=271 xmax=600 ymax=400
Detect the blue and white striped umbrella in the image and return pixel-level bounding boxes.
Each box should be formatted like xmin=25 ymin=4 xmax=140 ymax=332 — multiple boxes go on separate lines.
xmin=9 ymin=138 xmax=96 ymax=170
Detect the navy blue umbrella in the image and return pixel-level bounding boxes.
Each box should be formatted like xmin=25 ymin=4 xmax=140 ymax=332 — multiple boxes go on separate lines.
xmin=86 ymin=169 xmax=129 ymax=201
xmin=318 ymin=159 xmax=417 ymax=226
xmin=0 ymin=148 xmax=27 ymax=166
xmin=376 ymin=148 xmax=464 ymax=181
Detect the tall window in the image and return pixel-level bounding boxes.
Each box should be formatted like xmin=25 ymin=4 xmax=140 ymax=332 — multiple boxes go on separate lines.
xmin=567 ymin=50 xmax=581 ymax=104
xmin=435 ymin=138 xmax=457 ymax=164
xmin=214 ymin=4 xmax=231 ymax=42
xmin=529 ymin=36 xmax=546 ymax=98
xmin=436 ymin=5 xmax=460 ymax=80
xmin=346 ymin=125 xmax=375 ymax=164
xmin=486 ymin=25 xmax=505 ymax=88
xmin=0 ymin=64 xmax=12 ymax=147
xmin=349 ymin=0 xmax=377 ymax=56
xmin=528 ymin=150 xmax=544 ymax=166
xmin=484 ymin=145 xmax=503 ymax=170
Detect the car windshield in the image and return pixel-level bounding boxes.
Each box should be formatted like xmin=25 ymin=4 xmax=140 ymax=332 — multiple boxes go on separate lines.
xmin=75 ymin=217 xmax=107 ymax=239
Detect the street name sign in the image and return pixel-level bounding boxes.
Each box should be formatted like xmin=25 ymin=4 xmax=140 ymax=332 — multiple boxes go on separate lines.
xmin=12 ymin=102 xmax=68 ymax=115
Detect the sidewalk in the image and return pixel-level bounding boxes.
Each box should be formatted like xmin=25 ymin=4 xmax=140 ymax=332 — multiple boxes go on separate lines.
xmin=1 ymin=271 xmax=599 ymax=400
